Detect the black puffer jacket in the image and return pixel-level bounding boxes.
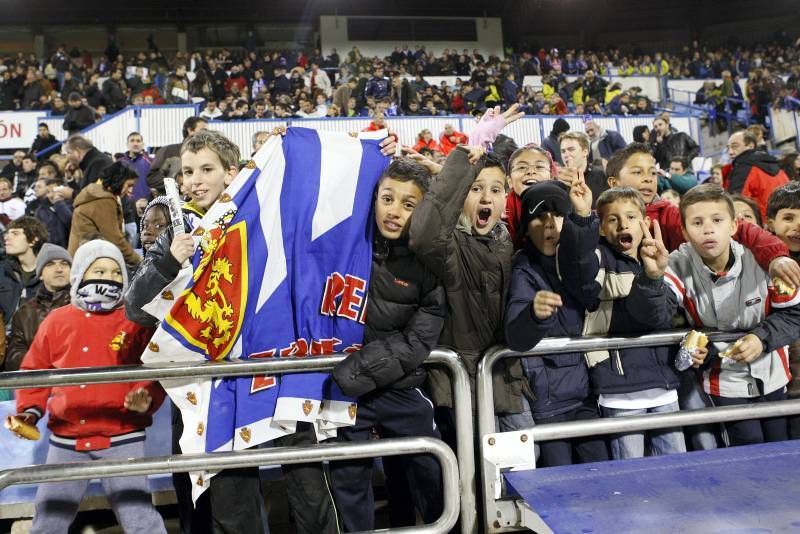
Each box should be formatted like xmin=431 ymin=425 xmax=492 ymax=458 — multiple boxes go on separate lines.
xmin=652 ymin=131 xmax=699 ymax=170
xmin=333 ymin=238 xmax=446 ymax=397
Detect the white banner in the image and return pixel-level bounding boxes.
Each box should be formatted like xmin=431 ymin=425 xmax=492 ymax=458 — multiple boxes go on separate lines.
xmin=0 ymin=111 xmax=44 ymax=149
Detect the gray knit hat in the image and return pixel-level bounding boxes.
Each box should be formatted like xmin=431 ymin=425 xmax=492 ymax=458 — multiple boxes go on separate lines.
xmin=35 ymin=243 xmax=72 ymax=278
xmin=69 ymin=239 xmax=129 ymax=302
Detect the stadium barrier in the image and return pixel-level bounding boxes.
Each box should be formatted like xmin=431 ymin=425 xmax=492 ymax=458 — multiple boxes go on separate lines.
xmin=475 ymin=331 xmax=800 ymax=533
xmin=30 ymin=104 xmax=701 ymax=161
xmin=0 ymin=437 xmax=459 ymax=534
xmin=0 ymin=348 xmax=478 ymax=534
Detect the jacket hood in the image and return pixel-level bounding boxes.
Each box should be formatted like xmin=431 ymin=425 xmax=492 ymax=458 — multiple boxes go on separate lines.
xmin=73 ymin=182 xmax=115 ymax=208
xmin=734 ymin=149 xmax=781 ymax=176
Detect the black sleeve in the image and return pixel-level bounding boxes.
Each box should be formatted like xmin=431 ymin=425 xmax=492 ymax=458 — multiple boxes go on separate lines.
xmin=332 ymin=282 xmax=446 ymax=397
xmin=556 ymin=212 xmax=602 ymax=311
xmin=505 ymin=262 xmax=556 ymax=352
xmin=750 ymin=304 xmax=800 ymax=353
xmin=124 ymin=227 xmax=183 ymax=326
xmin=625 ymin=271 xmax=678 ymax=331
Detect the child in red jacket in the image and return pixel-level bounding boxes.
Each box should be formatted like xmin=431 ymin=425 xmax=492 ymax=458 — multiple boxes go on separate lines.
xmin=8 ymin=239 xmax=166 ymax=533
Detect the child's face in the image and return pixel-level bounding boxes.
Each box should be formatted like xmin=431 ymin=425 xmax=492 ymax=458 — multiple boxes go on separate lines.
xmin=374 ymin=177 xmax=424 ymax=240
xmin=733 ymin=200 xmax=759 ymax=226
xmin=508 ymin=150 xmax=552 ymax=196
xmin=769 ymin=208 xmax=800 ymax=252
xmin=527 ymin=212 xmax=563 ymax=257
xmin=83 ymin=257 xmax=123 ymax=283
xmin=608 ymin=152 xmax=658 ymax=205
xmin=599 ymin=199 xmax=647 ymax=257
xmin=182 ymin=148 xmax=236 ymax=210
xmin=462 ymin=166 xmax=506 ymax=236
xmin=709 ymin=168 xmax=723 ymax=185
xmin=681 ymin=200 xmax=737 ymax=264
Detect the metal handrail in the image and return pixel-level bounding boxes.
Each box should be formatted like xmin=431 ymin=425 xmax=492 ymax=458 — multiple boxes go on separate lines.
xmin=0 ymin=437 xmax=459 ymax=534
xmin=477 ymin=329 xmax=744 ymax=446
xmin=0 ymin=349 xmax=478 ymax=534
xmin=475 ymin=329 xmax=742 ymax=533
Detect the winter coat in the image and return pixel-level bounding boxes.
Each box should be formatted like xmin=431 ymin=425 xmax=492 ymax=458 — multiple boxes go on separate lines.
xmin=665 ymin=241 xmax=800 ymax=398
xmin=0 ymin=258 xmax=40 ymax=328
xmin=592 ymin=130 xmax=627 ymax=162
xmin=540 ymin=133 xmax=563 ymax=166
xmin=409 ymin=148 xmax=531 ymax=413
xmin=558 ymin=213 xmax=681 ymax=395
xmin=30 ymin=133 xmax=59 ymax=156
xmin=68 ymin=183 xmax=140 ymax=266
xmin=506 ymin=245 xmax=590 ymax=418
xmin=146 ymin=143 xmax=181 ymax=193
xmin=658 ymin=172 xmax=698 ymax=195
xmin=35 ymin=199 xmax=72 ymax=248
xmin=62 ymin=104 xmax=95 ymax=137
xmin=125 ymin=204 xmax=204 ymax=326
xmin=723 ymin=149 xmax=791 ymax=221
xmin=333 ymin=239 xmax=445 ymax=397
xmin=77 ymin=146 xmax=113 ymax=191
xmin=652 ymin=131 xmax=700 ymax=170
xmin=4 ymin=285 xmax=70 ymax=371
xmin=438 ymin=131 xmax=468 ymax=156
xmin=120 ymin=152 xmax=153 ymax=202
xmin=17 ymin=305 xmax=164 ymax=449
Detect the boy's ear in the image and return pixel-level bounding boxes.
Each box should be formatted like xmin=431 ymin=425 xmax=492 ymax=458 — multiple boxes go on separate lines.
xmin=224 ymin=165 xmax=238 ymax=185
xmin=607 ymin=176 xmax=618 ymax=188
xmin=730 ymin=215 xmax=738 ymax=237
xmin=766 ymin=217 xmax=774 ymax=233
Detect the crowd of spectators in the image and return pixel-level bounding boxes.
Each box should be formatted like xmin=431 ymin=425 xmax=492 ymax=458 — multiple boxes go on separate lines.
xmin=0 ymin=32 xmax=799 ymax=130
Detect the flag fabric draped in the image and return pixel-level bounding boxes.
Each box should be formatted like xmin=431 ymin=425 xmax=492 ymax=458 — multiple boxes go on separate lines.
xmin=139 ymin=127 xmax=388 ymax=499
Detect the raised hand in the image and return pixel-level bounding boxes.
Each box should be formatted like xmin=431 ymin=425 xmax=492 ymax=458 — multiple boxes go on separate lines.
xmin=469 ymin=103 xmax=525 ymax=148
xmin=569 ymin=175 xmax=592 ymax=217
xmin=639 ymin=219 xmax=669 ymax=280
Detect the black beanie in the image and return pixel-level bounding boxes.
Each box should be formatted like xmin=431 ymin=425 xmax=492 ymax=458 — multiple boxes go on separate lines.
xmin=519 ymin=181 xmax=572 ymax=232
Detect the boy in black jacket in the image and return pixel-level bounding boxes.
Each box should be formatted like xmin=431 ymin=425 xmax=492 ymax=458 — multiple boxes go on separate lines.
xmin=331 ymin=158 xmax=446 ymax=532
xmin=503 ymin=181 xmax=609 ymax=466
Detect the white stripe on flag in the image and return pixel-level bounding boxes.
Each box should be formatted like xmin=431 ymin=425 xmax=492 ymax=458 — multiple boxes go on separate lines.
xmin=255 ymin=138 xmax=288 ymax=313
xmin=311 ymin=131 xmax=363 ymax=241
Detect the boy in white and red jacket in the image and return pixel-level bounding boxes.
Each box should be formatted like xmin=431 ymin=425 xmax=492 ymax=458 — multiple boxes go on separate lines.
xmin=9 ymin=239 xmax=167 ymax=533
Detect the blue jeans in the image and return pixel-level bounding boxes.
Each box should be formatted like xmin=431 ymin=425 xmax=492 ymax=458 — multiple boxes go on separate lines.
xmin=678 ymin=370 xmax=719 ymax=451
xmin=601 ymin=400 xmax=686 ymax=459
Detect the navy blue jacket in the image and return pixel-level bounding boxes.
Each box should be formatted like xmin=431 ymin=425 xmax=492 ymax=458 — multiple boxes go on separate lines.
xmin=558 ymin=213 xmax=680 ymax=395
xmin=595 ymin=130 xmax=627 ymax=161
xmin=506 ymin=244 xmax=589 ymax=418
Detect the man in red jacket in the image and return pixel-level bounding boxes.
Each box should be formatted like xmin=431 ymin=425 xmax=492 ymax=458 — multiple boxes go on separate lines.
xmin=606 ymin=143 xmax=800 ymax=286
xmin=438 ymin=124 xmax=468 ymax=156
xmin=723 ymin=130 xmax=790 ymax=221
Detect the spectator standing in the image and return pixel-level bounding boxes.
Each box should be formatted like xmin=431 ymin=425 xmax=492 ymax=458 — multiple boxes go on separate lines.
xmin=723 ymin=130 xmax=790 ymax=220
xmin=35 ymin=178 xmax=73 ymax=249
xmin=62 ymin=92 xmax=96 ymax=137
xmin=584 ymin=120 xmax=626 ymax=168
xmin=68 ymin=162 xmax=141 ymax=267
xmin=559 ymin=131 xmax=608 ymax=203
xmin=365 ymin=67 xmax=389 ymax=101
xmin=102 ymin=68 xmax=128 ymax=113
xmin=541 ymin=118 xmax=570 ymax=165
xmin=65 ymin=135 xmax=113 ymax=191
xmin=651 ymin=116 xmax=699 ymax=171
xmin=30 ymin=123 xmax=59 ymax=156
xmin=146 ymin=117 xmax=208 ymax=193
xmin=4 ymin=244 xmax=72 ymax=371
xmin=304 ymin=63 xmax=332 ymax=97
xmin=120 ymin=131 xmax=153 ymax=204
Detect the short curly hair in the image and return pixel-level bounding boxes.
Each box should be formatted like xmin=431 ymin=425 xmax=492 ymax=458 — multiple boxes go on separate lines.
xmin=7 ymin=216 xmax=49 ymax=254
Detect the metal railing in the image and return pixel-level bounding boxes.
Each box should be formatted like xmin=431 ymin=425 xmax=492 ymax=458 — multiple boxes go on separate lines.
xmin=0 ymin=348 xmax=478 ymax=534
xmin=476 ymin=329 xmax=755 ymax=533
xmin=0 ymin=437 xmax=459 ymax=534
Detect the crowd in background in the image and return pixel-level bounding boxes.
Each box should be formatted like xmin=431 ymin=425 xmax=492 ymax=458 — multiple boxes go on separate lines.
xmin=0 ymin=31 xmax=798 ymax=130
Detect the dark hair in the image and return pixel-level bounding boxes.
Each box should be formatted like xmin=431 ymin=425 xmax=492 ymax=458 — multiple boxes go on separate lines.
xmin=507 ymin=143 xmax=555 ymax=177
xmin=731 ymin=194 xmax=763 ymax=226
xmin=22 ymin=153 xmax=36 ymax=162
xmin=766 ymin=182 xmax=800 ymax=220
xmin=669 ymin=156 xmax=691 ymax=173
xmin=492 ymin=134 xmax=519 ymax=173
xmin=182 ymin=116 xmax=208 ymax=139
xmin=596 ymin=187 xmax=646 ymax=218
xmin=379 ymin=158 xmax=431 ymax=193
xmin=127 ymin=131 xmax=143 ymax=141
xmin=37 ymin=160 xmax=60 ymax=177
xmin=100 ymin=161 xmax=139 ymax=196
xmin=7 ymin=216 xmax=49 ymax=254
xmin=679 ymin=184 xmax=735 ymax=226
xmin=45 ymin=177 xmax=65 ymax=187
xmin=605 ymin=143 xmax=653 ymax=180
xmin=38 ymin=122 xmax=49 ymax=129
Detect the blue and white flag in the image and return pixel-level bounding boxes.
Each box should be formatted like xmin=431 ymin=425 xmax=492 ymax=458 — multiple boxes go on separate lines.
xmin=140 ymin=128 xmax=388 ymax=499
